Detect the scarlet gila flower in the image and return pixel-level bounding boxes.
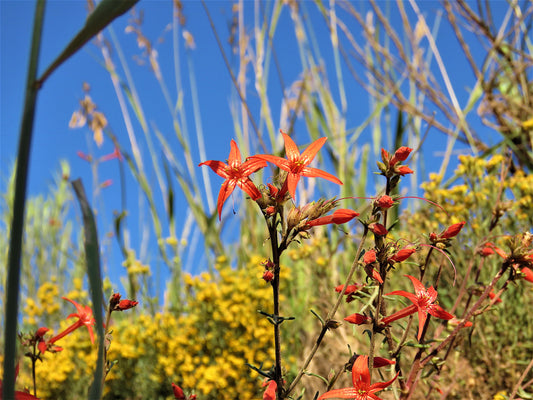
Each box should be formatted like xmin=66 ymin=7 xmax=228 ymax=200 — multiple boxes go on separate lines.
xmin=363 ymin=249 xmax=377 ymax=264
xmin=396 ymin=165 xmax=413 ymax=176
xmin=307 ymin=209 xmax=359 ymax=227
xmin=344 ymin=313 xmax=371 ymax=325
xmin=199 ymin=139 xmax=267 ymax=220
xmin=172 ymin=383 xmax=196 ymax=400
xmin=375 ymin=195 xmax=395 ymax=209
xmin=250 ymin=131 xmax=342 ymax=200
xmin=262 ymin=380 xmax=277 ymax=400
xmin=389 ymin=248 xmax=416 ymax=263
xmin=438 ymin=221 xmax=466 ymax=240
xmin=110 ymin=293 xmax=139 ymax=312
xmin=389 ymin=146 xmax=413 ymax=166
xmin=318 ymin=355 xmax=398 ymax=400
xmin=382 ymin=275 xmax=454 ymax=340
xmin=368 ymin=222 xmax=388 ymax=236
xmin=48 ymin=297 xmax=96 ymax=346
xmin=262 ymin=270 xmax=274 ymax=282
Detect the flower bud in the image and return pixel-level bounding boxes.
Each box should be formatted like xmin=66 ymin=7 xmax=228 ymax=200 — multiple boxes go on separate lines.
xmin=375 ymin=195 xmax=394 ymax=209
xmin=363 ymin=249 xmax=376 ymax=264
xmin=368 ymin=222 xmax=388 ymax=236
xmin=390 ymin=248 xmax=416 ymax=263
xmin=344 ymin=313 xmax=371 ymax=325
xmin=440 ymin=221 xmax=466 ymax=239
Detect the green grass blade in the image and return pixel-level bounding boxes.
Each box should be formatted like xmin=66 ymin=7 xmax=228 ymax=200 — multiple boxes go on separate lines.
xmin=37 ymin=0 xmax=139 ymax=85
xmin=71 ymin=179 xmax=105 ymax=400
xmin=2 ymin=1 xmax=46 ymax=397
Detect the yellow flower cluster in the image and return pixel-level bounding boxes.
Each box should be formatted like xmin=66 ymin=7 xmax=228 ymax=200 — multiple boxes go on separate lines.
xmin=18 ymin=255 xmax=290 ymax=399
xmin=23 ymin=280 xmax=61 ymax=325
xmin=122 ymin=249 xmax=151 ymax=275
xmin=415 ymin=154 xmax=533 ymax=233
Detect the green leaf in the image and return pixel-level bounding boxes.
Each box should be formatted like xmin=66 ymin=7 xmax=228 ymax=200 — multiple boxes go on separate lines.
xmin=71 ymin=179 xmax=105 ymax=400
xmin=38 ymin=0 xmax=139 ymax=85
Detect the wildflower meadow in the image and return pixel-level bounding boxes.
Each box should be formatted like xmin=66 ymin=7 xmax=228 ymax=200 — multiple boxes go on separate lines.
xmin=1 ymin=1 xmax=532 ymax=400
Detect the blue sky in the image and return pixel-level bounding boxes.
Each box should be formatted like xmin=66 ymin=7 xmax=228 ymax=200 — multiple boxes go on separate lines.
xmin=1 ymin=1 xmax=504 ymax=299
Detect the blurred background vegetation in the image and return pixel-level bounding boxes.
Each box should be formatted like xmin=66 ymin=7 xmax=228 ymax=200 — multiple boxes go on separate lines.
xmin=1 ymin=0 xmax=532 ymax=399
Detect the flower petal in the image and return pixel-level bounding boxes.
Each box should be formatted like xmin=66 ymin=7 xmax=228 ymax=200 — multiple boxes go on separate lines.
xmin=250 ymin=154 xmax=292 ymax=172
xmin=318 ymin=388 xmax=362 ymax=399
xmin=228 ymin=139 xmax=242 ymax=168
xmin=198 ymin=160 xmax=230 ymax=179
xmin=300 ymin=166 xmax=343 ymax=185
xmin=216 ymin=179 xmax=237 ymax=220
xmin=405 ymin=275 xmax=426 ymax=296
xmin=236 ymin=177 xmax=262 ymax=200
xmin=352 ymin=355 xmax=371 ymax=388
xmin=281 ymin=132 xmax=301 ymax=162
xmin=300 ymin=136 xmax=327 ymax=165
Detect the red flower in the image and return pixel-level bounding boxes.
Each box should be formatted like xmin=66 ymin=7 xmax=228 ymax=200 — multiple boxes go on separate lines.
xmin=262 ymin=270 xmax=274 ymax=282
xmin=263 ymin=380 xmax=277 ymax=400
xmin=488 ymin=291 xmax=503 ymax=303
xmin=396 ymin=165 xmax=413 ymax=176
xmin=49 ymin=297 xmax=96 ymax=345
xmin=344 ymin=313 xmax=371 ymax=325
xmin=335 ymin=284 xmax=363 ymax=295
xmin=199 ymin=140 xmax=267 ymax=220
xmin=101 ymin=146 xmax=123 ymax=162
xmin=171 ymin=383 xmax=196 ymax=400
xmin=368 ymin=223 xmax=388 ymax=236
xmin=375 ymin=195 xmax=394 ymax=209
xmin=389 ymin=146 xmax=413 ymax=166
xmin=318 ymin=355 xmax=398 ymax=400
xmin=250 ymin=131 xmax=342 ymax=199
xmin=382 ymin=275 xmax=454 ymax=340
xmin=522 ymin=267 xmax=533 ymax=283
xmin=439 ymin=221 xmax=466 ymax=239
xmin=363 ymin=249 xmax=377 ymax=265
xmin=172 ymin=383 xmax=185 ymax=400
xmin=307 ymin=209 xmax=359 ymax=227
xmin=389 ymin=248 xmax=416 ymax=263
xmin=35 ymin=327 xmax=49 ymax=354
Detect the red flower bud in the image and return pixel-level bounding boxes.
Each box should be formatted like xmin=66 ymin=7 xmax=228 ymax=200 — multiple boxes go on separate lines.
xmin=375 ymin=195 xmax=394 ymax=209
xmin=396 ymin=165 xmax=414 ymax=176
xmin=344 ymin=313 xmax=371 ymax=325
xmin=390 ymin=248 xmax=416 ymax=263
xmin=390 ymin=146 xmax=413 ymax=166
xmin=263 ymin=270 xmax=274 ymax=282
xmin=488 ymin=291 xmax=502 ymax=303
xmin=363 ymin=249 xmax=376 ymax=265
xmin=522 ymin=267 xmax=533 ymax=283
xmin=373 ymin=357 xmax=396 ymax=368
xmin=440 ymin=221 xmax=466 ymax=239
xmin=381 ymin=148 xmax=390 ymax=164
xmin=172 ymin=383 xmax=186 ymax=400
xmin=116 ymin=299 xmax=139 ymax=311
xmin=307 ymin=209 xmax=359 ymax=227
xmin=335 ymin=283 xmax=363 ymax=295
xmin=36 ymin=327 xmax=49 ymax=338
xmin=368 ymin=223 xmax=388 ymax=236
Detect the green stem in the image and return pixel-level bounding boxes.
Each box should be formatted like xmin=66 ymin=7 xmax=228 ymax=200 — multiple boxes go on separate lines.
xmin=2 ymin=1 xmax=46 ymax=398
xmin=267 ymin=220 xmax=284 ymax=399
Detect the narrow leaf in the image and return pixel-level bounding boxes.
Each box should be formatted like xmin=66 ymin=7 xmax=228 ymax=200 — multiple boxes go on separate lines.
xmin=38 ymin=0 xmax=139 ymax=85
xmin=71 ymin=179 xmax=105 ymax=400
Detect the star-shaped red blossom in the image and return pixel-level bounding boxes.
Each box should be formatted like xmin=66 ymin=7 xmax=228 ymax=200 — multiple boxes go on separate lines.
xmin=382 ymin=275 xmax=454 ymax=340
xmin=48 ymin=297 xmax=96 ymax=345
xmin=199 ymin=140 xmax=267 ymax=220
xmin=250 ymin=131 xmax=342 ymax=200
xmin=318 ymin=355 xmax=398 ymax=400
